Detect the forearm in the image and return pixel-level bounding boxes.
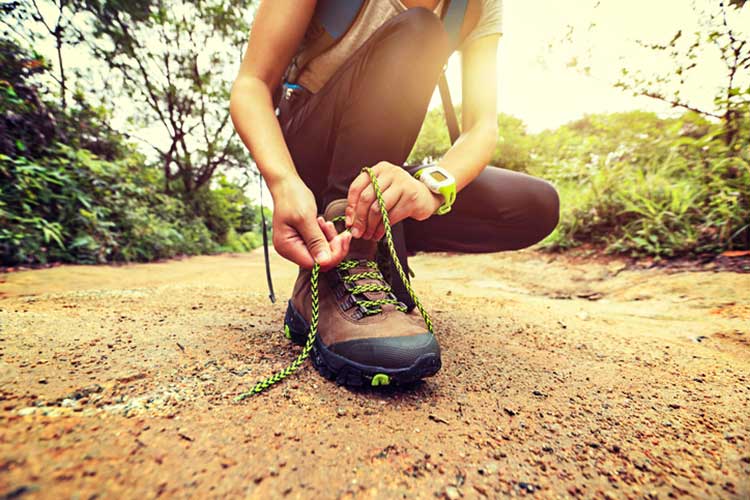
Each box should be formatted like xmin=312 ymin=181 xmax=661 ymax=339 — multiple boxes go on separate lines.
xmin=436 ymin=117 xmax=497 ymax=192
xmin=229 ymin=75 xmax=301 ymax=197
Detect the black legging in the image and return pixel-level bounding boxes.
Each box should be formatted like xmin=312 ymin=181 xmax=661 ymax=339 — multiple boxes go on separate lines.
xmin=278 ymin=7 xmax=559 ymax=261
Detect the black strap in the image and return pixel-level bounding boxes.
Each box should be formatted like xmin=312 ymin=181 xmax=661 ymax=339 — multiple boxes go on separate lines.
xmin=259 ymin=175 xmax=276 ymax=303
xmin=438 ymin=0 xmax=467 ymax=145
xmin=439 ymin=73 xmax=460 ymax=145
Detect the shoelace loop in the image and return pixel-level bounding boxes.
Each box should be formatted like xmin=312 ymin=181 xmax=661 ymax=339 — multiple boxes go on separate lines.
xmin=236 ymin=166 xmax=433 ymax=400
xmin=336 ymin=259 xmax=406 ymax=314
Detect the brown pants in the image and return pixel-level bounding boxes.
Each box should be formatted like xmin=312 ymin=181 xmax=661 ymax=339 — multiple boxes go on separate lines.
xmin=278 ymin=8 xmax=559 ymax=302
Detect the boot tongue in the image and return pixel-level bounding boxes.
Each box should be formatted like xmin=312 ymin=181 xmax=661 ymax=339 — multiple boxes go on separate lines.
xmin=323 ymin=199 xmax=376 ymax=260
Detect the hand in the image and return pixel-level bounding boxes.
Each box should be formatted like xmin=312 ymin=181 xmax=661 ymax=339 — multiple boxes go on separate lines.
xmin=345 ymin=162 xmax=442 ymax=241
xmin=271 ymin=178 xmax=352 ymax=270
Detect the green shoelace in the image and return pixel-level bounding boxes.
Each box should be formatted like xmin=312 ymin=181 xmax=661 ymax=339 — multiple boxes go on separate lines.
xmin=235 ymin=166 xmax=433 ymax=400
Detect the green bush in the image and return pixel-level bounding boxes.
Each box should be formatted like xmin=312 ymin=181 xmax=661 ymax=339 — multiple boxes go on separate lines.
xmin=0 ymin=144 xmax=219 ymax=264
xmin=0 ymin=38 xmax=266 ymax=266
xmin=410 ymin=109 xmax=749 ymax=258
xmin=533 ymin=112 xmax=749 ymax=257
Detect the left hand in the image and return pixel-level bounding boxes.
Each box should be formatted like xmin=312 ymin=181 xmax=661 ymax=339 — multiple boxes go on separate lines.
xmin=345 ymin=162 xmax=442 ymax=241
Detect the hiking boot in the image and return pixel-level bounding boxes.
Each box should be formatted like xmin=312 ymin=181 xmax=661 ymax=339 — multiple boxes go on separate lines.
xmin=283 ymin=199 xmax=441 ymax=387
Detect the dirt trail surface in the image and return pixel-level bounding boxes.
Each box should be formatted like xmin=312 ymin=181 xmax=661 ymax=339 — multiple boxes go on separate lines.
xmin=1 ymin=249 xmax=748 ymax=499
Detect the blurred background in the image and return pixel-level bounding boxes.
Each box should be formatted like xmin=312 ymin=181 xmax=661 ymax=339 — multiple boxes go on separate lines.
xmin=1 ymin=0 xmax=748 ymax=267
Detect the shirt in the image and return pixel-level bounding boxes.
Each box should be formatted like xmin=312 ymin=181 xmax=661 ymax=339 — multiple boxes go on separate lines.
xmin=297 ymin=0 xmax=503 ymax=93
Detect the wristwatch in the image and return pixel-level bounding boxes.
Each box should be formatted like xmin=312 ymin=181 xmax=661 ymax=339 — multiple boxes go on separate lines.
xmin=410 ymin=164 xmax=457 ymax=215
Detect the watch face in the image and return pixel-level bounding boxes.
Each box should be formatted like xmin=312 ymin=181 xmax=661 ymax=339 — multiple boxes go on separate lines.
xmin=431 ymin=171 xmax=448 ymax=182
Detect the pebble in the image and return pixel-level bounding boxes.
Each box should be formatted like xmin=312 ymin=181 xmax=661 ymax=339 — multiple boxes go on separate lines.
xmin=18 ymin=407 xmax=35 ymax=416
xmin=444 ymin=486 xmax=461 ymax=499
xmin=482 ymin=462 xmax=499 ymax=475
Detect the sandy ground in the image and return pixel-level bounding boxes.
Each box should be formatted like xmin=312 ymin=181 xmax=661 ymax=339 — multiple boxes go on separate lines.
xmin=0 ymin=248 xmax=748 ymax=499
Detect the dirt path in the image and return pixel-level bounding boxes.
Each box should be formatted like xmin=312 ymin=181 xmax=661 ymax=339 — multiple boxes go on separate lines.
xmin=1 ymin=249 xmax=748 ymax=499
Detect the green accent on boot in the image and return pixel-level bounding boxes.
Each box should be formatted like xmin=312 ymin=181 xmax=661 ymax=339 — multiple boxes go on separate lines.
xmin=371 ymin=373 xmax=391 ymax=387
xmin=284 ymin=324 xmax=292 ymax=340
xmin=235 ymin=166 xmax=434 ymax=401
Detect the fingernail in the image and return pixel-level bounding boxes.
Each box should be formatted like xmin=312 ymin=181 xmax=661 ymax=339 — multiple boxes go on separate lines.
xmin=345 ymin=215 xmax=351 ymax=226
xmin=316 ymin=251 xmax=330 ymax=262
xmin=351 ymin=227 xmax=361 ymax=238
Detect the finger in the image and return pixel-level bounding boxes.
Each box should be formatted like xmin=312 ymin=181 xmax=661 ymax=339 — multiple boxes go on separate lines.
xmin=351 ymin=183 xmax=375 ymax=238
xmin=320 ymin=232 xmax=352 ymax=272
xmin=274 ymin=230 xmax=315 ymax=269
xmin=364 ymin=185 xmax=401 ymax=240
xmin=346 ymin=171 xmax=371 ymax=227
xmin=298 ymin=217 xmax=333 ymax=266
xmin=372 ymin=222 xmax=385 ymax=241
xmin=318 ymin=216 xmax=338 ymax=241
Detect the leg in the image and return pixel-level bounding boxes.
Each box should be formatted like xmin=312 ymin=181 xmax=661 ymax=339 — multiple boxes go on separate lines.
xmin=279 ymin=7 xmax=451 ymax=209
xmin=403 ymin=166 xmax=560 ymax=253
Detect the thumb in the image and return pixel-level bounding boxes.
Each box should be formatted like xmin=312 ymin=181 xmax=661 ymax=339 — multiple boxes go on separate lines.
xmin=298 ymin=216 xmax=333 ymax=265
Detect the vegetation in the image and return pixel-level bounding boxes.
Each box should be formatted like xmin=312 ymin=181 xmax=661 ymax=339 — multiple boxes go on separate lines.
xmin=1 ymin=0 xmax=748 ymax=265
xmin=0 ymin=36 xmax=265 ymax=266
xmin=411 ymin=0 xmax=749 ymax=259
xmin=410 ymin=108 xmax=749 ymax=258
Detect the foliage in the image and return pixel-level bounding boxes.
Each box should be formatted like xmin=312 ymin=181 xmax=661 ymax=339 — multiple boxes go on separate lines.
xmin=0 ymin=35 xmax=264 ymax=266
xmin=560 ymin=0 xmax=749 ymax=150
xmin=410 ymin=108 xmax=749 ymax=258
xmin=615 ymin=1 xmax=749 ymax=149
xmin=530 ymin=111 xmax=750 ymax=257
xmin=409 ymin=109 xmax=534 ymax=172
xmin=77 ymin=0 xmax=256 ymax=194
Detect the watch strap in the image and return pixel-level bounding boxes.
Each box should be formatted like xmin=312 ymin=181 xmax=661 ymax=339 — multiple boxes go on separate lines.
xmin=407 ymin=164 xmax=456 ymax=215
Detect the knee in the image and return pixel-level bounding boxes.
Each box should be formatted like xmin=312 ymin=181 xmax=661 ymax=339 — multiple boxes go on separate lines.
xmin=491 ymin=177 xmax=559 ymax=251
xmin=393 ymin=8 xmax=450 ymax=58
xmin=527 ymin=179 xmax=560 ymax=243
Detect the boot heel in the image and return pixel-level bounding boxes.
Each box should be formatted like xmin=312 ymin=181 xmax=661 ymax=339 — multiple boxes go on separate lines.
xmin=283 ymin=300 xmax=310 ymax=346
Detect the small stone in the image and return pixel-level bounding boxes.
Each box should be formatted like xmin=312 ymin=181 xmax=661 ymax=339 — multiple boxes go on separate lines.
xmin=444 ymin=486 xmax=461 ymax=500
xmin=503 ymin=407 xmax=517 ymax=416
xmin=336 ymin=407 xmax=347 ymax=417
xmin=483 ymin=461 xmax=499 ymax=474
xmin=18 ymin=407 xmax=35 ymax=416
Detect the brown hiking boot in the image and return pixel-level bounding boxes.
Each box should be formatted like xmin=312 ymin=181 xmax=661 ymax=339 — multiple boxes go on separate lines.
xmin=283 ymin=199 xmax=441 ymax=387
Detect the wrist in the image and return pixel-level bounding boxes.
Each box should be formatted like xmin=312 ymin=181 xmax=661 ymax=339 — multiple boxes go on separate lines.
xmin=415 ymin=181 xmax=443 ymax=217
xmin=269 ymin=174 xmax=306 ymax=201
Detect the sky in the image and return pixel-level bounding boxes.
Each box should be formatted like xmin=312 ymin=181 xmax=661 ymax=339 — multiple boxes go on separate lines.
xmin=24 ymin=0 xmax=746 ymax=202
xmin=30 ymin=0 xmax=741 ymax=135
xmin=437 ymin=0 xmax=738 ymax=132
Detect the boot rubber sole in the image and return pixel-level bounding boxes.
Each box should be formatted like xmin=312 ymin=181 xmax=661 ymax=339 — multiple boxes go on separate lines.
xmin=283 ymin=300 xmax=441 ymax=387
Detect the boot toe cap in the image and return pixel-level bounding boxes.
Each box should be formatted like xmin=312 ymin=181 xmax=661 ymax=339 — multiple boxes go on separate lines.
xmin=329 ymin=333 xmax=440 ymax=370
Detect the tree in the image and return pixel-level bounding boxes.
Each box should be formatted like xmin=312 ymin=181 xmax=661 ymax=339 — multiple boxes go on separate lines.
xmin=78 ymin=0 xmax=256 ymax=196
xmin=618 ymin=1 xmax=748 ymax=148
xmin=0 ymin=0 xmax=85 ymax=110
xmin=560 ymin=0 xmax=749 ymax=150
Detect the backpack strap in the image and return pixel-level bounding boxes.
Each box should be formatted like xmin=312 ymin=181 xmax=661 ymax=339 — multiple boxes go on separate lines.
xmin=442 ymin=0 xmax=468 ymax=50
xmin=439 ymin=0 xmax=468 ymax=145
xmin=284 ymin=0 xmax=366 ymax=86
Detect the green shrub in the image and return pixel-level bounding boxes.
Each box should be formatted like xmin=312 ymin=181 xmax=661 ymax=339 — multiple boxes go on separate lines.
xmin=0 ymin=39 xmax=265 ymax=266
xmin=535 ymin=112 xmax=749 ymax=257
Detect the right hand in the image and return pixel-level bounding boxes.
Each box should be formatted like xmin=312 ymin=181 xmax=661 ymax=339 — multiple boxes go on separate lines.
xmin=271 ymin=178 xmax=351 ymax=270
